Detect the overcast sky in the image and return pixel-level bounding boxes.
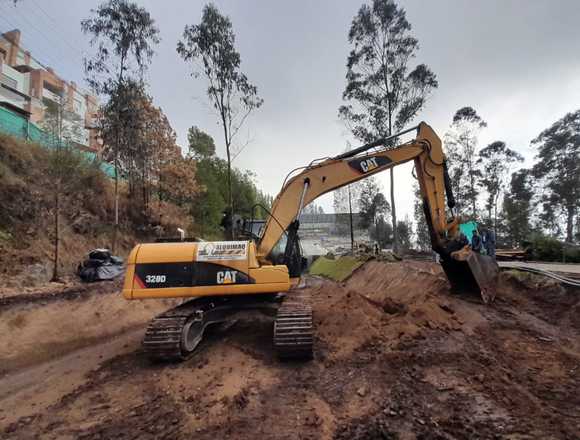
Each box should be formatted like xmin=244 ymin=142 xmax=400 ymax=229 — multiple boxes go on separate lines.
xmin=3 ymin=0 xmax=580 ymax=219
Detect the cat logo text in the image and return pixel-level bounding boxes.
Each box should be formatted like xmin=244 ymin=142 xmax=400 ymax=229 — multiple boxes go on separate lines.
xmin=216 ymin=270 xmax=237 ymax=284
xmin=360 ymin=157 xmax=379 ymax=172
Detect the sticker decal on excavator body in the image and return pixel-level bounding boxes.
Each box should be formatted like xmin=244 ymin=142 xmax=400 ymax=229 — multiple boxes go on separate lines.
xmin=348 ymin=156 xmax=392 ymax=174
xmin=196 ymin=241 xmax=248 ymax=261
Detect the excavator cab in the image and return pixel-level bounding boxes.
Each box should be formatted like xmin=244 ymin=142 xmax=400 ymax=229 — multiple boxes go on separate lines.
xmin=239 ymin=219 xmax=266 ymax=241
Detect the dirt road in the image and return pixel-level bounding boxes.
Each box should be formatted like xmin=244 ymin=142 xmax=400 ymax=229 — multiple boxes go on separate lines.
xmin=1 ymin=261 xmax=579 ymax=439
xmin=499 ymin=261 xmax=580 ymax=277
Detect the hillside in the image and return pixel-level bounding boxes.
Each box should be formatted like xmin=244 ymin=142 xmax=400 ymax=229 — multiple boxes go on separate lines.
xmin=0 ymin=134 xmax=189 ymax=288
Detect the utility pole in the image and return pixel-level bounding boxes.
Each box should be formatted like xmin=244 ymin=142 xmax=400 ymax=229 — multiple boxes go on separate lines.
xmin=348 ymin=184 xmax=354 ymax=252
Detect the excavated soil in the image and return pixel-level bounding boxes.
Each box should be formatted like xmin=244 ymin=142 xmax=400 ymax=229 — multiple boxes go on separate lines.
xmin=1 ymin=261 xmax=579 ymax=439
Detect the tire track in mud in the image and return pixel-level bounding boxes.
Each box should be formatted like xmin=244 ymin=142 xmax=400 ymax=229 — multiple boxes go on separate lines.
xmin=0 ymin=327 xmax=144 ymax=429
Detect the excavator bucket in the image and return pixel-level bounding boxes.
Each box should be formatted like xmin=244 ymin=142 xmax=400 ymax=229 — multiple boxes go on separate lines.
xmin=440 ymin=247 xmax=499 ymax=304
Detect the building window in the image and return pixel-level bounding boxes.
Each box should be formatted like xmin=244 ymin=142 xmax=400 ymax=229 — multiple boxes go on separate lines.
xmin=73 ymin=98 xmax=83 ymax=115
xmin=1 ymin=73 xmax=17 ymax=89
xmin=16 ymin=50 xmax=25 ymax=65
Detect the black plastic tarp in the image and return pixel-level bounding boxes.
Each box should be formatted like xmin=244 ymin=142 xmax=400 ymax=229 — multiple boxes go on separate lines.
xmin=77 ymin=248 xmax=124 ymax=282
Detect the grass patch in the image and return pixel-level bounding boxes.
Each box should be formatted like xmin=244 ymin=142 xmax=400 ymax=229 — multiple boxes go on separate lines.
xmin=0 ymin=228 xmax=12 ymax=242
xmin=308 ymin=256 xmax=365 ymax=282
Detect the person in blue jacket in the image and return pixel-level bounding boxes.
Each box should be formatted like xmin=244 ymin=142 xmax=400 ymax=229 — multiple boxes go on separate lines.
xmin=483 ymin=229 xmax=496 ymax=258
xmin=471 ymin=229 xmax=482 ymax=253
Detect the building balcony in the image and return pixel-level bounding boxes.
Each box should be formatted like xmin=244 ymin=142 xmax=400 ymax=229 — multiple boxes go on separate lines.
xmin=0 ymin=63 xmax=30 ymax=95
xmin=0 ymin=83 xmax=31 ymax=114
xmin=42 ymin=87 xmax=62 ymax=103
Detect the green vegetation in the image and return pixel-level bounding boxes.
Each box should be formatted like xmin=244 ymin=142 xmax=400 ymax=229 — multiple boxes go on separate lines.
xmin=308 ymin=256 xmax=365 ymax=282
xmin=188 ymin=127 xmax=272 ymax=238
xmin=523 ymin=234 xmax=580 ymax=263
xmin=0 ymin=228 xmax=12 ymax=242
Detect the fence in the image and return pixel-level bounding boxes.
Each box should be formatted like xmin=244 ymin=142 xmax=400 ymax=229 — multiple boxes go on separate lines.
xmin=0 ymin=106 xmax=115 ymax=178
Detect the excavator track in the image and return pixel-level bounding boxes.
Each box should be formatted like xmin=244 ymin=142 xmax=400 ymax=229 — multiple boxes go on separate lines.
xmin=142 ymin=295 xmax=280 ymax=362
xmin=142 ymin=299 xmax=211 ymax=361
xmin=142 ymin=291 xmax=314 ymax=362
xmin=274 ymin=291 xmax=313 ymax=360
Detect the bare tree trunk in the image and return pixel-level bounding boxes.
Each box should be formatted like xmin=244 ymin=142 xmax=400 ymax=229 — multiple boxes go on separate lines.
xmin=472 ymin=192 xmax=477 ymax=219
xmin=226 ymin=144 xmax=234 ymax=240
xmin=112 ymin=56 xmax=126 ymax=254
xmin=51 ymin=187 xmax=60 ymax=282
xmin=390 ymin=168 xmax=398 ymax=253
xmin=112 ymin=149 xmax=119 ymax=253
xmin=51 ymin=95 xmax=63 ymax=282
xmin=142 ymin=161 xmax=147 ymax=214
xmin=566 ymin=205 xmax=574 ymax=243
xmin=348 ymin=185 xmax=354 ymax=252
xmin=387 ymin=115 xmax=398 ymax=253
xmin=493 ymin=190 xmax=500 ymax=232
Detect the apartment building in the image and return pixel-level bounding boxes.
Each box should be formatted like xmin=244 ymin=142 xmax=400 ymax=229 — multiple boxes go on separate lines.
xmin=0 ymin=29 xmax=101 ymax=152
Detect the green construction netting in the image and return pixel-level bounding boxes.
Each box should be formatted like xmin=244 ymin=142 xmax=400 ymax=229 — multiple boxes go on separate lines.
xmin=0 ymin=106 xmax=115 ymax=178
xmin=459 ymin=221 xmax=479 ymax=244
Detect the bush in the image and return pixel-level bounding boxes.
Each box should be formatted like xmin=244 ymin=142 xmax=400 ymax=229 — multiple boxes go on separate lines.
xmin=523 ymin=233 xmax=580 ymax=263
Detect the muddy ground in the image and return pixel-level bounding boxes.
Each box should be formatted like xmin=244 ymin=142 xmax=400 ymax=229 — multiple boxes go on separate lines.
xmin=1 ymin=261 xmax=579 ymax=439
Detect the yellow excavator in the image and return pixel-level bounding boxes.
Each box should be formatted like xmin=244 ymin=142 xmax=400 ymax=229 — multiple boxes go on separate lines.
xmin=122 ymin=122 xmax=499 ymax=361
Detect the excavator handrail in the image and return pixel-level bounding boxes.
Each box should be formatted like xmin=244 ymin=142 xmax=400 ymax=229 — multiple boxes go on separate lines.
xmin=333 ymin=124 xmax=420 ymax=160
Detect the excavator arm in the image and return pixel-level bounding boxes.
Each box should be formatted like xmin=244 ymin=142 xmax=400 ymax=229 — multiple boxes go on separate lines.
xmin=258 ymin=122 xmax=453 ymax=259
xmin=257 ymin=121 xmax=498 ymax=302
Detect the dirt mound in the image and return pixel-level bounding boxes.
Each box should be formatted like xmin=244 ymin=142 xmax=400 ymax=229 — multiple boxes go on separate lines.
xmin=314 ymin=261 xmax=485 ymax=362
xmin=316 ymin=284 xmax=385 ymax=359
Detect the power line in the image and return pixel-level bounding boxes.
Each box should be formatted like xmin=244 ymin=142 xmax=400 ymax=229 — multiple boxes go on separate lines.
xmin=8 ymin=3 xmax=79 ymax=70
xmin=0 ymin=4 xmax=63 ymax=71
xmin=0 ymin=24 xmax=96 ymax=99
xmin=16 ymin=0 xmax=92 ymax=95
xmin=21 ymin=1 xmax=98 ymax=98
xmin=0 ymin=8 xmax=95 ymax=98
xmin=27 ymin=0 xmax=85 ymax=57
xmin=15 ymin=1 xmax=94 ymax=97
